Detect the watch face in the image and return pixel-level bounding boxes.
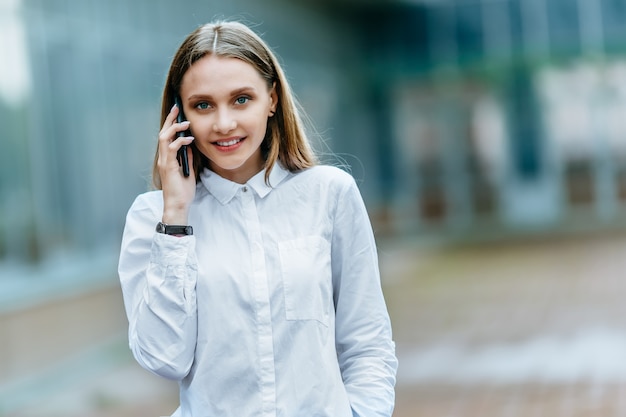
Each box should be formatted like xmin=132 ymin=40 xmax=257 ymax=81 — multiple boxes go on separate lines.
xmin=156 ymin=222 xmax=166 ymax=233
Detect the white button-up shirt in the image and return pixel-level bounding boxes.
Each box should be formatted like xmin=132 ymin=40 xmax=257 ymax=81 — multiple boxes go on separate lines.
xmin=118 ymin=163 xmax=397 ymax=417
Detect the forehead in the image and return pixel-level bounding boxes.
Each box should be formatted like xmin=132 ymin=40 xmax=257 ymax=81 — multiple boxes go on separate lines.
xmin=180 ymin=55 xmax=266 ymax=97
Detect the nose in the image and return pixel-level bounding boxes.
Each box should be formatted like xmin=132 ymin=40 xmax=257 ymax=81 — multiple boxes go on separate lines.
xmin=213 ymin=109 xmax=237 ymax=133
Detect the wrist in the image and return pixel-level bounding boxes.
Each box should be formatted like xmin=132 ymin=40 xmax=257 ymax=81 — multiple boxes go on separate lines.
xmin=162 ymin=209 xmax=189 ymax=225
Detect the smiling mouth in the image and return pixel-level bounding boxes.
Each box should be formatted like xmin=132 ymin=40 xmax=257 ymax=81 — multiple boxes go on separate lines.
xmin=215 ymin=138 xmax=243 ymax=147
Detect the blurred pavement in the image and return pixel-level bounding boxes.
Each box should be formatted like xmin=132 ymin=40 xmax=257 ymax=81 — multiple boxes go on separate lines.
xmin=381 ymin=230 xmax=626 ymax=417
xmin=7 ymin=230 xmax=626 ymax=416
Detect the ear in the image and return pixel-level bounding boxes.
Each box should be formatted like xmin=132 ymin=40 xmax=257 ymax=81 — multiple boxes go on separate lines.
xmin=269 ymin=82 xmax=278 ymax=116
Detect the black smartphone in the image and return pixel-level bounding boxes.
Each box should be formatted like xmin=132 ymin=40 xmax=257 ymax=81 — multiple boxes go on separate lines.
xmin=174 ymin=96 xmax=190 ymax=177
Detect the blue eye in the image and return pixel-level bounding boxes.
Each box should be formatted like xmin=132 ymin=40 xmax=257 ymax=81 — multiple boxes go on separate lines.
xmin=196 ymin=102 xmax=210 ymax=110
xmin=235 ymin=96 xmax=249 ymax=105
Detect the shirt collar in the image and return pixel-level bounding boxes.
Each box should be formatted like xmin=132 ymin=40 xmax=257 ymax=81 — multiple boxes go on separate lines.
xmin=199 ymin=163 xmax=290 ymax=205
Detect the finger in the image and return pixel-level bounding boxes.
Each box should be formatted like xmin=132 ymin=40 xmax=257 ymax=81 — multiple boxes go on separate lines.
xmin=165 ymin=103 xmax=179 ymax=125
xmin=159 ymin=105 xmax=178 ymax=135
xmin=167 ymin=136 xmax=195 ymax=154
xmin=159 ymin=104 xmax=190 ymax=137
xmin=158 ymin=120 xmax=191 ymax=149
xmin=170 ymin=135 xmax=195 ymax=146
xmin=157 ymin=135 xmax=194 ymax=172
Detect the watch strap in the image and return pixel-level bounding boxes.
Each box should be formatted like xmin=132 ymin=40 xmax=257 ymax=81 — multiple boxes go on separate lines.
xmin=156 ymin=221 xmax=193 ymax=236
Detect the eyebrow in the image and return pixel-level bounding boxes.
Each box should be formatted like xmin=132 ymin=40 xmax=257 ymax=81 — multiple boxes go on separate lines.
xmin=187 ymin=86 xmax=258 ymax=102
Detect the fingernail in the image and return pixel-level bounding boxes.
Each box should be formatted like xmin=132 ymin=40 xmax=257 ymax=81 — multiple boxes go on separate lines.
xmin=171 ymin=104 xmax=177 ymax=111
xmin=182 ymin=121 xmax=190 ymax=126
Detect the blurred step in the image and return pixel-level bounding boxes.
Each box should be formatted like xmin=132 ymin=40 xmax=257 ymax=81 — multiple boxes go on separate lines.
xmin=0 ymin=252 xmax=134 ymax=413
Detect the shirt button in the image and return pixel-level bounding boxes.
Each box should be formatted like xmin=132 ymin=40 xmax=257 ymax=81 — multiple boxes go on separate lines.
xmin=243 ymin=186 xmax=248 ymax=192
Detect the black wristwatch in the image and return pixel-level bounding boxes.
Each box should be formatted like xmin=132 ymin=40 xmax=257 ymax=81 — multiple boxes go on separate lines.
xmin=156 ymin=221 xmax=193 ymax=236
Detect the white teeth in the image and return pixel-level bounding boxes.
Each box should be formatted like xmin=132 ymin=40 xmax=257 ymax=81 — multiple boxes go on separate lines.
xmin=216 ymin=138 xmax=241 ymax=147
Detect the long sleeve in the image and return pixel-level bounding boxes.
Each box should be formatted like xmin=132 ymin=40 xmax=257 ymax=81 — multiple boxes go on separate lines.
xmin=331 ymin=178 xmax=398 ymax=417
xmin=118 ymin=193 xmax=198 ymax=381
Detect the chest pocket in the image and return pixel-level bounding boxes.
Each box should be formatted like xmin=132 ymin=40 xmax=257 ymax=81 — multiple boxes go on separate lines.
xmin=279 ymin=236 xmax=332 ymax=327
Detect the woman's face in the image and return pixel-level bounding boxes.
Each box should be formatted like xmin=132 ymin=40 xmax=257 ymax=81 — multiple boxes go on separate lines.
xmin=179 ymin=54 xmax=277 ymax=184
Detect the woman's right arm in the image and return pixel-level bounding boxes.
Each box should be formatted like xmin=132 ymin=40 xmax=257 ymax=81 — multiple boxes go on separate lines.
xmin=118 ymin=194 xmax=198 ymax=381
xmin=118 ymin=104 xmax=198 ymax=381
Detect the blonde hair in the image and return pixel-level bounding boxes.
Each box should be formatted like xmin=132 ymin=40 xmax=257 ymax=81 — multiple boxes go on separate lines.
xmin=152 ymin=21 xmax=318 ymax=189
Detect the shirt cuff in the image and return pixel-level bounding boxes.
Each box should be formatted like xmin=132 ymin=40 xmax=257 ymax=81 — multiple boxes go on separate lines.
xmin=150 ymin=232 xmax=196 ymax=266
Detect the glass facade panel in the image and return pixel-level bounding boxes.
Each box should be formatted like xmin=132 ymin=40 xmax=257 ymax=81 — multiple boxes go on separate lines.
xmin=547 ymin=0 xmax=582 ymax=56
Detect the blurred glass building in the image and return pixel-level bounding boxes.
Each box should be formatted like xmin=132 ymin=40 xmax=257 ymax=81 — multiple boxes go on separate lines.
xmin=2 ymin=0 xmax=626 ymax=411
xmin=335 ymin=0 xmax=626 ymax=239
xmin=3 ymin=0 xmax=626 ymax=272
xmin=0 ymin=0 xmax=345 ymax=269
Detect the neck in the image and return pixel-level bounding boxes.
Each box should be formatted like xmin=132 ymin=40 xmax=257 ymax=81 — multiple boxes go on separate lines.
xmin=209 ymin=158 xmax=264 ymax=184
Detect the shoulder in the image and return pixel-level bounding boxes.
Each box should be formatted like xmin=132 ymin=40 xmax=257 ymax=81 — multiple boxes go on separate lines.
xmin=283 ymin=165 xmax=363 ymax=208
xmin=120 ymin=190 xmax=163 ymax=241
xmin=293 ymin=165 xmax=356 ymax=189
xmin=127 ymin=190 xmax=163 ymax=218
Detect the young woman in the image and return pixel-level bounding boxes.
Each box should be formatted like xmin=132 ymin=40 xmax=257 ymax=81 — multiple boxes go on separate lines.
xmin=118 ymin=20 xmax=397 ymax=417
